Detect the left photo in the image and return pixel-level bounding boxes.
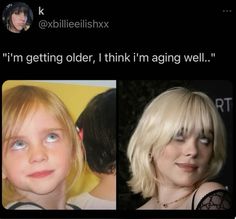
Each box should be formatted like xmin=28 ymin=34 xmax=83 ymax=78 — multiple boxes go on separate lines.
xmin=2 ymin=80 xmax=116 ymax=210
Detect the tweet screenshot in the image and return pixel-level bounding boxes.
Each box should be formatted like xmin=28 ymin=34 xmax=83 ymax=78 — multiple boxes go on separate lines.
xmin=0 ymin=0 xmax=233 ymax=71
xmin=0 ymin=0 xmax=234 ymax=218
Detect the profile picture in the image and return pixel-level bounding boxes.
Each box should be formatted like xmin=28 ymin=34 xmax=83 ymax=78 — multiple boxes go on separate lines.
xmin=2 ymin=2 xmax=33 ymax=33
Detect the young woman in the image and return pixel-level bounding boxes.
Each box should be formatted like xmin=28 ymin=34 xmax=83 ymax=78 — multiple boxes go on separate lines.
xmin=2 ymin=2 xmax=33 ymax=33
xmin=127 ymin=87 xmax=231 ymax=210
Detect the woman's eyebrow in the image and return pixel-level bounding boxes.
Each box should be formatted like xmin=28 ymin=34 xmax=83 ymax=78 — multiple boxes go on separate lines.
xmin=199 ymin=129 xmax=214 ymax=137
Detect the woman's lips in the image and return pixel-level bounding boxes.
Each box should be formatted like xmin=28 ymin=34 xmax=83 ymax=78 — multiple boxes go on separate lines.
xmin=28 ymin=170 xmax=54 ymax=178
xmin=176 ymin=163 xmax=198 ymax=172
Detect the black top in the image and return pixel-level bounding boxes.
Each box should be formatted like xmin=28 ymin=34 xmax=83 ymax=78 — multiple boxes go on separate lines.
xmin=191 ymin=189 xmax=231 ymax=210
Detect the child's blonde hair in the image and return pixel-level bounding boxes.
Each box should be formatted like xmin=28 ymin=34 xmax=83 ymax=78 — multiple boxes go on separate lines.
xmin=2 ymin=85 xmax=83 ymax=204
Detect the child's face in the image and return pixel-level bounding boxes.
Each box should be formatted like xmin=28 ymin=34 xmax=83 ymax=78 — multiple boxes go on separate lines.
xmin=3 ymin=105 xmax=73 ymax=197
xmin=10 ymin=11 xmax=27 ymax=33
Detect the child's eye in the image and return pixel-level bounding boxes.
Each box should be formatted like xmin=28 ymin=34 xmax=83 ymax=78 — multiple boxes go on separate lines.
xmin=11 ymin=140 xmax=27 ymax=150
xmin=46 ymin=133 xmax=59 ymax=143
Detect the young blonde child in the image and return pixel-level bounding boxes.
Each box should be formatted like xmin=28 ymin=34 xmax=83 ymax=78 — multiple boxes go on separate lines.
xmin=2 ymin=85 xmax=83 ymax=209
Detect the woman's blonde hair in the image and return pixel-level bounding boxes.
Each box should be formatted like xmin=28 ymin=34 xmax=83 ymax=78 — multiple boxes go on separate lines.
xmin=2 ymin=85 xmax=83 ymax=204
xmin=127 ymin=87 xmax=226 ymax=198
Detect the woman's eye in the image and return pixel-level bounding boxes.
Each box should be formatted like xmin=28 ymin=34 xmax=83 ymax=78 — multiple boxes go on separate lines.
xmin=11 ymin=140 xmax=26 ymax=150
xmin=173 ymin=134 xmax=184 ymax=141
xmin=46 ymin=133 xmax=59 ymax=143
xmin=199 ymin=137 xmax=210 ymax=145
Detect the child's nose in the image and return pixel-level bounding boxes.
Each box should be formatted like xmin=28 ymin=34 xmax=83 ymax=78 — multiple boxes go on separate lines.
xmin=29 ymin=144 xmax=48 ymax=163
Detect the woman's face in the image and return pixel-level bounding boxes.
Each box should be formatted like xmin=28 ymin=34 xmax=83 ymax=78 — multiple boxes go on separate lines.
xmin=153 ymin=129 xmax=213 ymax=187
xmin=2 ymin=105 xmax=73 ymax=197
xmin=10 ymin=11 xmax=27 ymax=33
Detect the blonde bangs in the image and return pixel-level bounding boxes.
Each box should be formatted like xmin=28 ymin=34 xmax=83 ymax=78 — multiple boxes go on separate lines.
xmin=173 ymin=92 xmax=213 ymax=137
xmin=152 ymin=90 xmax=214 ymax=148
xmin=3 ymin=92 xmax=39 ymax=147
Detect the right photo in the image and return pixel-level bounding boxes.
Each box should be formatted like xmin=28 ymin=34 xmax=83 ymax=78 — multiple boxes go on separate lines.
xmin=118 ymin=80 xmax=233 ymax=210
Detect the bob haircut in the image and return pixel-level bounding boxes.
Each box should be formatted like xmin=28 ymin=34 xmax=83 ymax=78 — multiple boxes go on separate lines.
xmin=2 ymin=85 xmax=83 ymax=204
xmin=76 ymin=88 xmax=116 ymax=174
xmin=127 ymin=87 xmax=226 ymax=198
xmin=2 ymin=2 xmax=33 ymax=31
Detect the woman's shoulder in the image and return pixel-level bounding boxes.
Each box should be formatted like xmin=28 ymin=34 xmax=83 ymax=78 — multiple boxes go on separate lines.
xmin=193 ymin=181 xmax=231 ymax=210
xmin=137 ymin=198 xmax=156 ymax=210
xmin=196 ymin=182 xmax=225 ymax=197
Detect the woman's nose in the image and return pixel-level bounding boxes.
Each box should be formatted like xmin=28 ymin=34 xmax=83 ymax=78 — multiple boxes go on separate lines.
xmin=19 ymin=13 xmax=27 ymax=22
xmin=183 ymin=138 xmax=198 ymax=158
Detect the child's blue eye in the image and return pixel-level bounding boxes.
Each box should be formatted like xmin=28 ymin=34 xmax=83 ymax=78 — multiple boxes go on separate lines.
xmin=12 ymin=140 xmax=26 ymax=150
xmin=46 ymin=133 xmax=59 ymax=143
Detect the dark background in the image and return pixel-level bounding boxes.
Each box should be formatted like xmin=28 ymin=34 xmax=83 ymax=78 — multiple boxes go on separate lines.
xmin=0 ymin=0 xmax=233 ymax=74
xmin=118 ymin=80 xmax=233 ymax=210
xmin=0 ymin=0 xmax=234 ymax=218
